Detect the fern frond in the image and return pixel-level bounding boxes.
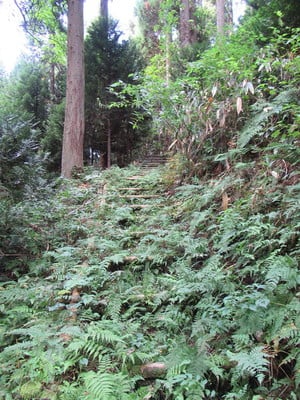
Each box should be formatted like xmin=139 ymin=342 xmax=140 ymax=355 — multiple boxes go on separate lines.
xmin=238 ymin=88 xmax=300 ymax=148
xmin=82 ymin=342 xmax=105 ymax=361
xmin=59 ymin=381 xmax=85 ymax=400
xmin=232 ymin=334 xmax=252 ymax=351
xmin=102 ymin=292 xmax=123 ymax=321
xmin=227 ymin=346 xmax=270 ymax=383
xmin=67 ymin=321 xmax=127 ymax=364
xmin=1 ymin=340 xmax=34 ymax=357
xmin=190 ymin=209 xmax=211 ymax=233
xmin=0 ymin=285 xmax=37 ymax=306
xmin=264 ymin=254 xmax=299 ymax=289
xmin=84 ymin=371 xmax=115 ymax=399
xmin=207 ymin=353 xmax=227 ymax=380
xmin=98 ymin=354 xmax=115 ymax=372
xmin=83 ymin=371 xmax=131 ymax=400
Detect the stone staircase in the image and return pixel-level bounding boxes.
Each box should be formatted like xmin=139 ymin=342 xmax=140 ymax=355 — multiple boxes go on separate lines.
xmin=139 ymin=154 xmax=169 ymax=170
xmin=100 ymin=154 xmax=168 ymax=211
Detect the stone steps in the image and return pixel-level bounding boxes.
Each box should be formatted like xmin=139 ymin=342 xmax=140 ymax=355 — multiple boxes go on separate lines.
xmin=139 ymin=154 xmax=169 ymax=169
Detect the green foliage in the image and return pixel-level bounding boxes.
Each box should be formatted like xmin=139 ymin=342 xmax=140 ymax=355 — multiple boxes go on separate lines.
xmin=237 ymin=88 xmax=300 ymax=149
xmin=117 ymin=23 xmax=260 ymax=174
xmin=135 ymin=0 xmax=214 ymax=62
xmin=245 ymin=0 xmax=300 ymax=38
xmin=0 ymin=96 xmax=51 ymax=271
xmin=1 ymin=152 xmax=298 ymax=398
xmin=228 ymin=346 xmax=270 ymax=384
xmin=19 ymin=381 xmax=42 ymax=399
xmin=15 ymin=0 xmax=67 ymax=65
xmin=83 ymin=371 xmax=133 ymax=400
xmin=85 ymin=18 xmax=145 ymax=166
xmin=0 ymin=3 xmax=299 ymax=399
xmin=0 ymin=117 xmax=46 ymax=197
xmin=42 ymin=99 xmax=65 ymax=171
xmin=121 ymin=20 xmax=299 ymax=179
xmin=10 ymin=59 xmax=50 ymax=130
xmin=135 ymin=0 xmax=161 ymax=58
xmin=0 ymin=58 xmax=51 ymax=195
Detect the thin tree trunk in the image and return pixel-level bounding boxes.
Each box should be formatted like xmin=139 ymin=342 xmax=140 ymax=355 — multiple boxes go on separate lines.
xmin=107 ymin=118 xmax=111 ymax=168
xmin=165 ymin=33 xmax=171 ymax=86
xmin=49 ymin=63 xmax=55 ymax=101
xmin=61 ymin=0 xmax=85 ymax=178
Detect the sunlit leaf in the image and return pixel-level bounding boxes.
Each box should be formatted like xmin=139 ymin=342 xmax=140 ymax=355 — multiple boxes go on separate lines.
xmin=236 ymin=96 xmax=243 ymax=115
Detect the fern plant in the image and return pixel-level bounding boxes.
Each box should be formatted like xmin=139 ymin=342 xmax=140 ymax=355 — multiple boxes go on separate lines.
xmin=237 ymin=88 xmax=300 ymax=149
xmin=228 ymin=346 xmax=270 ymax=385
xmin=83 ymin=371 xmax=133 ymax=400
xmin=1 ymin=49 xmax=300 ymax=399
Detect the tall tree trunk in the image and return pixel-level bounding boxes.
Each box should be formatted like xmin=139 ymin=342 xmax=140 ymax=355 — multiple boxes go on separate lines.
xmin=100 ymin=0 xmax=108 ymax=20
xmin=216 ymin=0 xmax=225 ymax=34
xmin=180 ymin=0 xmax=190 ymax=47
xmin=179 ymin=0 xmax=197 ymax=47
xmin=61 ymin=0 xmax=85 ymax=178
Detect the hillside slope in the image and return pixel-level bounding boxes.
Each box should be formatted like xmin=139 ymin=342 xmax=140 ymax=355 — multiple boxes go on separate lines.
xmin=0 ymin=150 xmax=299 ymax=399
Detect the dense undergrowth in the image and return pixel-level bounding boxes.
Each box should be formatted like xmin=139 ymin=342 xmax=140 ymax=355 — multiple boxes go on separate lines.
xmin=0 ymin=18 xmax=300 ymax=400
xmin=0 ymin=149 xmax=299 ymax=399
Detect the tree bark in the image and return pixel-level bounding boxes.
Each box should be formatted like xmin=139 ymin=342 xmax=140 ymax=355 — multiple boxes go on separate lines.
xmin=179 ymin=0 xmax=197 ymax=47
xmin=61 ymin=0 xmax=85 ymax=178
xmin=141 ymin=362 xmax=167 ymax=379
xmin=100 ymin=0 xmax=109 ymax=20
xmin=180 ymin=0 xmax=190 ymax=47
xmin=216 ymin=0 xmax=225 ymax=34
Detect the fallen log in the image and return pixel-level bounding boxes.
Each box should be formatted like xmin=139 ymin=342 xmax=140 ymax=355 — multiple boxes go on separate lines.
xmin=140 ymin=362 xmax=167 ymax=379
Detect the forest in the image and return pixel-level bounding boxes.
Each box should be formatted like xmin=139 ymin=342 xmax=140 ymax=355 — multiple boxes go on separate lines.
xmin=0 ymin=0 xmax=299 ymax=399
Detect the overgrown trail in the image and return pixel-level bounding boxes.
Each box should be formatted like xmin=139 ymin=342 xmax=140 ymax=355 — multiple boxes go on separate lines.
xmin=94 ymin=165 xmax=176 ymax=266
xmin=0 ymin=162 xmax=299 ymax=399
